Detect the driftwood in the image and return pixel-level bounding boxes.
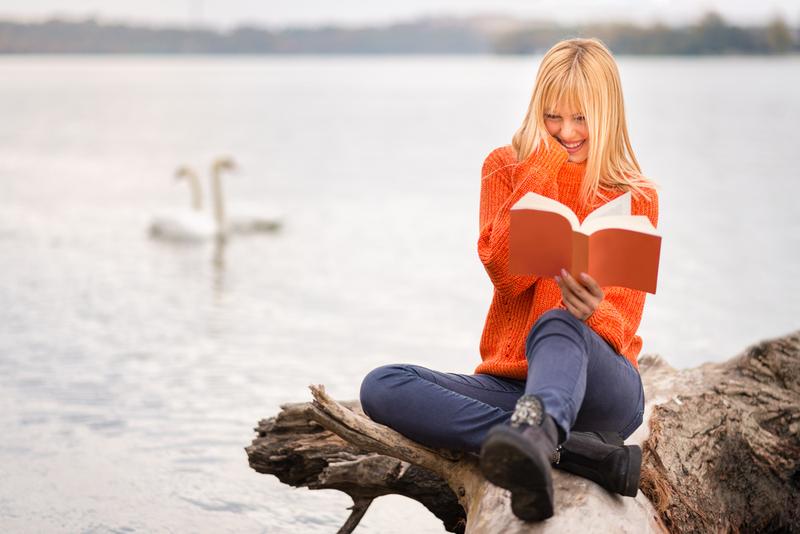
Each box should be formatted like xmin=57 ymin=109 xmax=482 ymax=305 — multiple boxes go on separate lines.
xmin=246 ymin=330 xmax=800 ymax=533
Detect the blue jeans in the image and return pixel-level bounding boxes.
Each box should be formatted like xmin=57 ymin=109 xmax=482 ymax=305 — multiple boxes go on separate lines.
xmin=359 ymin=309 xmax=645 ymax=453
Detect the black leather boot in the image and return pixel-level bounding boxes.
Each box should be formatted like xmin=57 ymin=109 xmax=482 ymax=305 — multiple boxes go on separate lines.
xmin=479 ymin=394 xmax=561 ymax=522
xmin=550 ymin=430 xmax=641 ymax=497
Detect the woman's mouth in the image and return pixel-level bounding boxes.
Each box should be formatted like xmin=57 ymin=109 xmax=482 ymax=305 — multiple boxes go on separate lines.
xmin=558 ymin=139 xmax=585 ymax=154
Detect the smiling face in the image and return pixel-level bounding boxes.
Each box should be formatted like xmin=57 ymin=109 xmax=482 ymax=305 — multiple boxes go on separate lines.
xmin=544 ymin=101 xmax=589 ymax=163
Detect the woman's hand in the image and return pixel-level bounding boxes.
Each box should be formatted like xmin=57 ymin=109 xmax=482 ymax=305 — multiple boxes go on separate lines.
xmin=554 ymin=269 xmax=604 ymax=321
xmin=537 ymin=133 xmax=569 ymax=159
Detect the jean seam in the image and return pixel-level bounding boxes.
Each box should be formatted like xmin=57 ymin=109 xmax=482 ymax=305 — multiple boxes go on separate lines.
xmin=441 ymin=375 xmax=525 ymax=396
xmin=407 ymin=365 xmax=524 ymax=396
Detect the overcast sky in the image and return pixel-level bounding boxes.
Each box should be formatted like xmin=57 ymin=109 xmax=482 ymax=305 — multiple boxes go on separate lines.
xmin=0 ymin=0 xmax=797 ymax=28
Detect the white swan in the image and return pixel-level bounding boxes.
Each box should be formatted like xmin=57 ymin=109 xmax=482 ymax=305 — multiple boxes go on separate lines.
xmin=148 ymin=166 xmax=220 ymax=242
xmin=209 ymin=156 xmax=284 ymax=235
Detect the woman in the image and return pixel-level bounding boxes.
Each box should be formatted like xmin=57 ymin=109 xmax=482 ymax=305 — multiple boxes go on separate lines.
xmin=360 ymin=38 xmax=659 ymax=522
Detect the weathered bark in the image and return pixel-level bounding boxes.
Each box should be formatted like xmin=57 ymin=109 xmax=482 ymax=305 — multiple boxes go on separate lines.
xmin=246 ymin=330 xmax=800 ymax=533
xmin=246 ymin=399 xmax=467 ymax=533
xmin=637 ymin=330 xmax=800 ymax=532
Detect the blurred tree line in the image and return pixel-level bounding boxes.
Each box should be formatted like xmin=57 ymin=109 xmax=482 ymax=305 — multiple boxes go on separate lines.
xmin=0 ymin=18 xmax=487 ymax=54
xmin=495 ymin=13 xmax=797 ymax=54
xmin=0 ymin=12 xmax=796 ymax=55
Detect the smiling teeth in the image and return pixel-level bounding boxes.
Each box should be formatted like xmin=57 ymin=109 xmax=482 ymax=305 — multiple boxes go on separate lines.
xmin=562 ymin=140 xmax=583 ymax=148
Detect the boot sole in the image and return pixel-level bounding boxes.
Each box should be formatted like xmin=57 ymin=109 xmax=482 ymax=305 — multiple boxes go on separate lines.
xmin=480 ymin=426 xmax=554 ymax=521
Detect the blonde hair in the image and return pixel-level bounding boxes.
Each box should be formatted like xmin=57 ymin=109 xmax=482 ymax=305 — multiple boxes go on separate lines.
xmin=512 ymin=38 xmax=658 ymax=208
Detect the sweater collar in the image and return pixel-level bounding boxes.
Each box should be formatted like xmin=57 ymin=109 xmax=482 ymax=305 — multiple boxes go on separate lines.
xmin=558 ymin=160 xmax=587 ymax=184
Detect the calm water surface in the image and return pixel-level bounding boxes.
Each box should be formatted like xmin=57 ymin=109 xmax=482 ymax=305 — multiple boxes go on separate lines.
xmin=0 ymin=55 xmax=798 ymax=532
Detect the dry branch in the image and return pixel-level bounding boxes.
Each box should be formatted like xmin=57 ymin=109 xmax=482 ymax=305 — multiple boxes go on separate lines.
xmin=246 ymin=330 xmax=800 ymax=533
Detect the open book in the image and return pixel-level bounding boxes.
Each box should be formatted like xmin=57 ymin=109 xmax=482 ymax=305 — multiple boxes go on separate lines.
xmin=509 ymin=191 xmax=661 ymax=294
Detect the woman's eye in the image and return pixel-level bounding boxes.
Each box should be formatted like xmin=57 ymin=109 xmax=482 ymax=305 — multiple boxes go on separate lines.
xmin=575 ymin=116 xmax=585 ymax=122
xmin=545 ymin=114 xmax=560 ymax=120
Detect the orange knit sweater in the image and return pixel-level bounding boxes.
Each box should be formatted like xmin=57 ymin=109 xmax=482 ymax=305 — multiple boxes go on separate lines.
xmin=474 ymin=143 xmax=659 ymax=380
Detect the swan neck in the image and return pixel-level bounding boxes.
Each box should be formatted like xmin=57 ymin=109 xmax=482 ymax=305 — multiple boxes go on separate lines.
xmin=211 ymin=167 xmax=226 ymax=232
xmin=188 ymin=171 xmax=203 ymax=211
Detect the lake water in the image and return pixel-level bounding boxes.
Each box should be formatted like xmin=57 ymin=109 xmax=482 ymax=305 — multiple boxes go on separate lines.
xmin=0 ymin=55 xmax=798 ymax=533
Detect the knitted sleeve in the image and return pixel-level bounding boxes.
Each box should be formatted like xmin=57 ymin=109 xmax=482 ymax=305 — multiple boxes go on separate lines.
xmin=477 ymin=143 xmax=567 ymax=299
xmin=582 ymin=188 xmax=660 ymax=355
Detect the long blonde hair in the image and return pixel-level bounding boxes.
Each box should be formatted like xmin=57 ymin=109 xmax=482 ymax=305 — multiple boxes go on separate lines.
xmin=512 ymin=38 xmax=658 ymax=208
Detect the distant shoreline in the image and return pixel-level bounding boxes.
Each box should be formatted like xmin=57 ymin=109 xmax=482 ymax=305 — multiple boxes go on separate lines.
xmin=2 ymin=52 xmax=799 ymax=59
xmin=1 ymin=13 xmax=797 ymax=55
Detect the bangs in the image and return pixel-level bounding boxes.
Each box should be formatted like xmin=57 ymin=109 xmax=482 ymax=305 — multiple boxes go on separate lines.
xmin=540 ymin=65 xmax=589 ymax=116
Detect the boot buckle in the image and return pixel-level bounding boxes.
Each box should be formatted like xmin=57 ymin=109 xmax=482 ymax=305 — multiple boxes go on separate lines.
xmin=510 ymin=394 xmax=544 ymax=428
xmin=550 ymin=445 xmax=562 ymax=465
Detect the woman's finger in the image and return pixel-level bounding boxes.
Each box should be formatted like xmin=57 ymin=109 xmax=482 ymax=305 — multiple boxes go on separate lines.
xmin=556 ymin=275 xmax=593 ymax=320
xmin=560 ymin=269 xmax=591 ymax=301
xmin=555 ymin=275 xmax=572 ymax=302
xmin=563 ymin=297 xmax=590 ymax=321
xmin=556 ymin=274 xmax=581 ymax=305
xmin=563 ymin=299 xmax=580 ymax=319
xmin=578 ymin=272 xmax=604 ymax=300
xmin=563 ymin=291 xmax=591 ymax=318
xmin=558 ymin=280 xmax=592 ymax=317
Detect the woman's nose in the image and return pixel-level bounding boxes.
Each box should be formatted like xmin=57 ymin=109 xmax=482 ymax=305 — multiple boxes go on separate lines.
xmin=561 ymin=120 xmax=577 ymax=139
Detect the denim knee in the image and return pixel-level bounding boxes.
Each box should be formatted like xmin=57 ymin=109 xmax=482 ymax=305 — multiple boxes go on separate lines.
xmin=525 ymin=308 xmax=587 ymax=357
xmin=359 ymin=364 xmax=403 ymax=421
xmin=619 ymin=409 xmax=644 ymax=440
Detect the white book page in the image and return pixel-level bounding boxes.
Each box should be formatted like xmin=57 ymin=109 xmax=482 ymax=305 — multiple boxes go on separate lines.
xmin=512 ymin=192 xmax=580 ymax=230
xmin=581 ymin=191 xmax=632 ymax=226
xmin=578 ymin=214 xmax=658 ymax=236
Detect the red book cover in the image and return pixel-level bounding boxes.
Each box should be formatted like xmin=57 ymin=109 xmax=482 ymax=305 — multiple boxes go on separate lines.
xmin=509 ymin=191 xmax=662 ymax=294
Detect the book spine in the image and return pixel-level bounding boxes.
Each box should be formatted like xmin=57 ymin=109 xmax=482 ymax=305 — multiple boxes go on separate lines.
xmin=571 ymin=232 xmax=589 ymax=280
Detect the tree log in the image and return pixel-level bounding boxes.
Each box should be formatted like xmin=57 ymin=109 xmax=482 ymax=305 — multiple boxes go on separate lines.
xmin=246 ymin=330 xmax=800 ymax=533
